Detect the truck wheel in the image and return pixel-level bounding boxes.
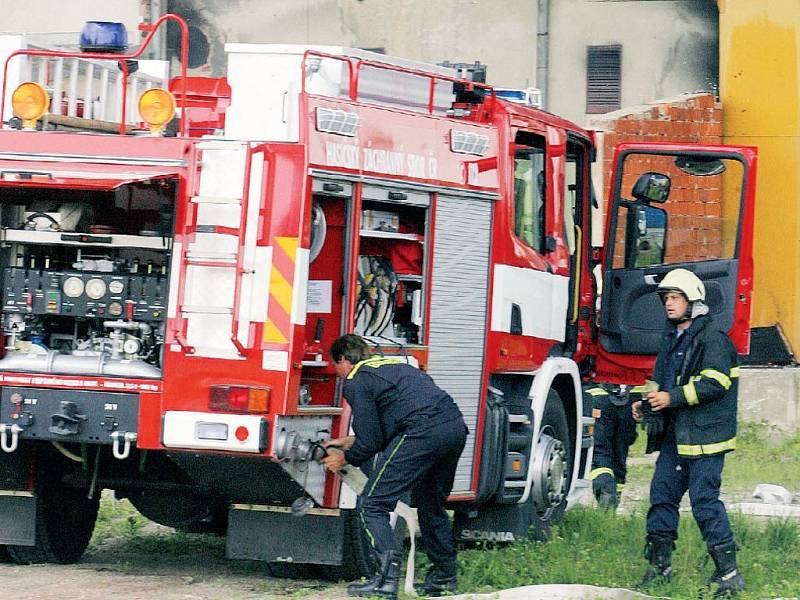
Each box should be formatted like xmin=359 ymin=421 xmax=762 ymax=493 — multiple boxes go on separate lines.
xmin=320 ymin=506 xmax=408 ymax=582
xmin=0 ymin=546 xmax=10 ymax=562
xmin=527 ymin=389 xmax=572 ymax=541
xmin=266 ymin=562 xmax=321 ymax=579
xmin=319 ymin=508 xmax=376 ymax=581
xmin=7 ymin=474 xmax=99 ymax=564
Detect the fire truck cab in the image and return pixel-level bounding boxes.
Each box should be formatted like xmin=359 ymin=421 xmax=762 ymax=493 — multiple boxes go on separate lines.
xmin=0 ymin=17 xmax=756 ymax=575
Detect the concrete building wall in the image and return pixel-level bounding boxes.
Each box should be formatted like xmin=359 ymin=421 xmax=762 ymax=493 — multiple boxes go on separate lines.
xmin=167 ymin=0 xmax=718 ymax=127
xmin=740 ymin=368 xmax=800 ymax=437
xmin=172 ymin=0 xmax=715 ymax=127
xmin=1 ymin=0 xmax=717 ymax=130
xmin=168 ymin=0 xmax=538 ymax=89
xmin=548 ymin=0 xmax=718 ymax=125
xmin=0 ymin=1 xmax=141 ymax=46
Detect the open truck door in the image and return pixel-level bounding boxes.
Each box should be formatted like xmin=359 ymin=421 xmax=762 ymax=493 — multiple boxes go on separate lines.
xmin=595 ymin=142 xmax=757 ymax=382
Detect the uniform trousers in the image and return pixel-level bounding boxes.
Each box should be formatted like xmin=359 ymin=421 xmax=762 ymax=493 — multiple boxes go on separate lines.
xmin=358 ymin=417 xmax=467 ymax=564
xmin=646 ymin=437 xmax=734 ymax=549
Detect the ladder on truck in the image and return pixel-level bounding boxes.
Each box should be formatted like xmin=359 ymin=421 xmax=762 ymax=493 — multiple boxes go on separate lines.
xmin=172 ymin=141 xmax=270 ymax=360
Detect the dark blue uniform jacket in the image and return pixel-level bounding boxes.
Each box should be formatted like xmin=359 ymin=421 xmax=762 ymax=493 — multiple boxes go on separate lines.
xmin=342 ymin=357 xmax=464 ymax=467
xmin=651 ymin=313 xmax=739 ymax=457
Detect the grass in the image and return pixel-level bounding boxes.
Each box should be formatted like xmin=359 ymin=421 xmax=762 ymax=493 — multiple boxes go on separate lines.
xmin=451 ymin=422 xmax=800 ymax=599
xmin=623 ymin=421 xmax=800 ymax=503
xmin=84 ymin=423 xmax=799 ymax=599
xmin=455 ymin=508 xmax=800 ymax=599
xmin=723 ymin=421 xmax=800 ymax=492
xmin=89 ymin=494 xmax=150 ymax=550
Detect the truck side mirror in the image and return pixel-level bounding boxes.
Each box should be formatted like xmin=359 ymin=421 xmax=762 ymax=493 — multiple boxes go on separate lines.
xmin=631 ymin=172 xmax=670 ymax=204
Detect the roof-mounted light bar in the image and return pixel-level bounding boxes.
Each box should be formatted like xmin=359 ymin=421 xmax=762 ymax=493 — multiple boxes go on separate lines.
xmin=315 ymin=107 xmax=359 ymax=137
xmin=495 ymin=87 xmax=542 ymax=108
xmin=450 ymin=129 xmax=490 ymax=156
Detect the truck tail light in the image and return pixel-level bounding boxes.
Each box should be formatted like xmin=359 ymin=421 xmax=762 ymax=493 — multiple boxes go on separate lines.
xmin=209 ymin=385 xmax=271 ymax=413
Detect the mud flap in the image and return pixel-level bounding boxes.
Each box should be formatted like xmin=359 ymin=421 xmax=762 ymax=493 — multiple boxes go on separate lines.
xmin=226 ymin=505 xmax=344 ymax=565
xmin=454 ymin=503 xmax=529 ymax=544
xmin=0 ymin=492 xmax=35 ymax=545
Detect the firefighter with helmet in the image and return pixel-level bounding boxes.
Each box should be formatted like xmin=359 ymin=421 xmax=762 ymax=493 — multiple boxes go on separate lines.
xmin=632 ymin=268 xmax=745 ymax=596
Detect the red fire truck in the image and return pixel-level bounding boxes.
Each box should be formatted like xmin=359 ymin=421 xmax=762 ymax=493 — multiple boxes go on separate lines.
xmin=0 ymin=16 xmax=755 ymax=575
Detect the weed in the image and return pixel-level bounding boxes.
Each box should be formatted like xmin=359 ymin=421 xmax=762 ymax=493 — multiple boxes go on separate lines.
xmin=89 ymin=495 xmax=149 ymax=549
xmin=123 ymin=530 xmax=225 ymax=558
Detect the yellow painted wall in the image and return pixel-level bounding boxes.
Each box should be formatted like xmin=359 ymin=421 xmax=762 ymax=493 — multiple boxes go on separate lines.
xmin=719 ymin=0 xmax=800 ymax=355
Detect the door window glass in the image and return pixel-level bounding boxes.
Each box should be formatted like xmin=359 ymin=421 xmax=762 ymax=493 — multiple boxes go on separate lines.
xmin=514 ymin=143 xmax=546 ymax=252
xmin=610 ymin=153 xmax=744 ymax=269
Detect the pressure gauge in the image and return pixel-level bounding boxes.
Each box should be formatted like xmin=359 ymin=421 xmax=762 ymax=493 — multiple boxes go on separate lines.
xmin=108 ymin=280 xmax=124 ymax=295
xmin=108 ymin=301 xmax=123 ymax=317
xmin=85 ymin=278 xmax=107 ymax=300
xmin=123 ymin=338 xmax=141 ymax=355
xmin=62 ymin=276 xmax=84 ymax=298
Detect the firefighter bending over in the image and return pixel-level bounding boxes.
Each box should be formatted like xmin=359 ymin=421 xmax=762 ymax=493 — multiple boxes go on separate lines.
xmin=632 ymin=268 xmax=745 ymax=597
xmin=587 ymin=384 xmax=637 ymax=509
xmin=322 ymin=334 xmax=468 ymax=599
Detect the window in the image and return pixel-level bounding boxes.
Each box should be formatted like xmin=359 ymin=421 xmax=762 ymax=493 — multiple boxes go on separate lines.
xmin=563 ymin=140 xmax=587 ymax=257
xmin=563 ymin=159 xmax=578 ymax=255
xmin=586 ymin=45 xmax=622 ymax=114
xmin=514 ymin=142 xmax=546 ymax=253
xmin=610 ymin=153 xmax=744 ymax=270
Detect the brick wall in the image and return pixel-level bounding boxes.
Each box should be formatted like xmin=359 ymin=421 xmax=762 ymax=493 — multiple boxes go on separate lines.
xmin=589 ymin=93 xmax=724 ymax=266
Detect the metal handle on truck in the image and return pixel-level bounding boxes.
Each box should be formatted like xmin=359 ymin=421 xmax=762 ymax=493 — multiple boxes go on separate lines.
xmin=110 ymin=431 xmax=138 ymax=460
xmin=0 ymin=423 xmax=22 ymax=453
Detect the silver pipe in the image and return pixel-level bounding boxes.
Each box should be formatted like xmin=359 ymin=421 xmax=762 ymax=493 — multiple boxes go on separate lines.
xmin=0 ymin=352 xmax=161 ymax=378
xmin=537 ymin=0 xmax=550 ymax=110
xmin=103 ymin=320 xmax=152 ymax=335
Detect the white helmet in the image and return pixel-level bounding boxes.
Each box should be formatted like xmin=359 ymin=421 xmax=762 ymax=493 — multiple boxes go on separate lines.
xmin=657 ymin=268 xmax=705 ymax=302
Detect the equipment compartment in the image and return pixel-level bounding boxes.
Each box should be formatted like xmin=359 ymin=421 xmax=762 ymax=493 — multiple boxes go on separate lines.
xmin=0 ymin=180 xmax=176 ymax=378
xmin=355 ymin=196 xmax=428 ymax=345
xmin=298 ymin=180 xmax=429 ymax=409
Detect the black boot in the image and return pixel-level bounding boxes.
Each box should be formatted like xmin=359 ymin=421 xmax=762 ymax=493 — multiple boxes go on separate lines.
xmin=346 ymin=550 xmax=402 ymax=599
xmin=415 ymin=560 xmax=458 ymax=597
xmin=640 ymin=535 xmax=674 ymax=587
xmin=593 ymin=475 xmax=619 ymax=510
xmin=708 ymin=541 xmax=745 ymax=597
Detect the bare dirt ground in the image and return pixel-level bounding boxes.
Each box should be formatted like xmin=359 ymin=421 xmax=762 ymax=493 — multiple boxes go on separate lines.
xmin=0 ymin=539 xmax=350 ymax=600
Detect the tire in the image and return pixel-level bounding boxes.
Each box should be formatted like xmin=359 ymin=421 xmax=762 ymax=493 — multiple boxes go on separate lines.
xmin=126 ymin=489 xmax=215 ymax=529
xmin=0 ymin=546 xmax=10 ymax=562
xmin=319 ymin=508 xmax=376 ymax=581
xmin=267 ymin=562 xmax=321 ymax=579
xmin=319 ymin=507 xmax=408 ymax=582
xmin=7 ymin=471 xmax=99 ymax=564
xmin=527 ymin=389 xmax=573 ymax=541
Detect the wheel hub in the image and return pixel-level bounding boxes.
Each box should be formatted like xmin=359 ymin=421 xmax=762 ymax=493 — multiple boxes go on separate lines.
xmin=529 ymin=429 xmax=568 ymax=514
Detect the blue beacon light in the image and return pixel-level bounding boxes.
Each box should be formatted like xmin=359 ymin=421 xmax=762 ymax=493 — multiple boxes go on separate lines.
xmin=79 ymin=21 xmax=129 ymax=53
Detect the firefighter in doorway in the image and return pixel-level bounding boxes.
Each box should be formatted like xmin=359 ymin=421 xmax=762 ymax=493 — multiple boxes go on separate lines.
xmin=632 ymin=268 xmax=745 ymax=597
xmin=587 ymin=384 xmax=638 ymax=509
xmin=322 ymin=334 xmax=468 ymax=599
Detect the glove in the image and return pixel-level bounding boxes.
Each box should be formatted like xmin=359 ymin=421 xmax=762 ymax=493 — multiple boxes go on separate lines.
xmin=641 ymin=394 xmax=665 ymax=454
xmin=642 ymin=400 xmax=664 ymax=436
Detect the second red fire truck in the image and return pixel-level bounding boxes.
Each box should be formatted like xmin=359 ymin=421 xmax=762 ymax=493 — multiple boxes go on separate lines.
xmin=0 ymin=16 xmax=755 ymax=576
